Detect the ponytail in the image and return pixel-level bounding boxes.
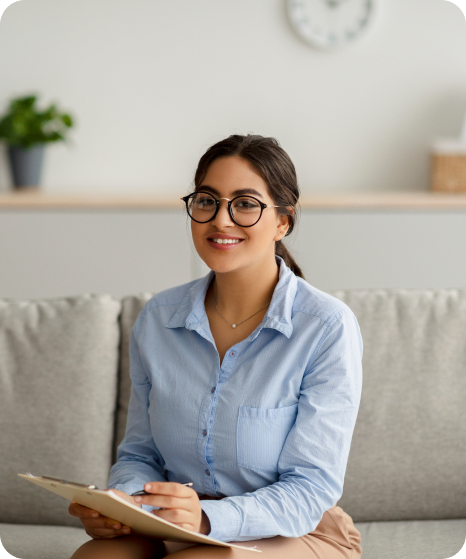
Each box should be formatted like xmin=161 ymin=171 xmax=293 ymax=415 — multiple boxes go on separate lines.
xmin=275 ymin=240 xmax=305 ymax=279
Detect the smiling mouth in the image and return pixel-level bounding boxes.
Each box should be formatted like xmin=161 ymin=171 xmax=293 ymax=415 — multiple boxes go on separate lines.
xmin=209 ymin=238 xmax=243 ymax=245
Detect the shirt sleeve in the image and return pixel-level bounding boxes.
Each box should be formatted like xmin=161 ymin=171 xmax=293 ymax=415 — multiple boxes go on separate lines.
xmin=107 ymin=312 xmax=168 ymax=509
xmin=200 ymin=309 xmax=363 ymax=542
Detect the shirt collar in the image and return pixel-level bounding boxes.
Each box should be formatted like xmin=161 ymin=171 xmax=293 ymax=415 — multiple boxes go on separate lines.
xmin=165 ymin=256 xmax=297 ymax=340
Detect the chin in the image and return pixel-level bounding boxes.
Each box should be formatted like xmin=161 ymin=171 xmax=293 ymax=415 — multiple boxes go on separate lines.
xmin=204 ymin=260 xmax=239 ymax=275
xmin=198 ymin=252 xmax=243 ymax=275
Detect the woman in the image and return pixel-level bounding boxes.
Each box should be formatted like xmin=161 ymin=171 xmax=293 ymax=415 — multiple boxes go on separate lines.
xmin=70 ymin=134 xmax=363 ymax=559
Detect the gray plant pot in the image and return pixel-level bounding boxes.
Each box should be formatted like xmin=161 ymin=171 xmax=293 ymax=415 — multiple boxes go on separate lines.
xmin=8 ymin=145 xmax=45 ymax=189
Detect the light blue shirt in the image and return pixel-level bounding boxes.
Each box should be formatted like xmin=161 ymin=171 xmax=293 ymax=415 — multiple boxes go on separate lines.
xmin=107 ymin=256 xmax=363 ymax=542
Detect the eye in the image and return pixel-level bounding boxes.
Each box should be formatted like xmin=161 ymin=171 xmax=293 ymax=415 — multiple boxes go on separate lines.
xmin=195 ymin=195 xmax=216 ymax=208
xmin=234 ymin=198 xmax=260 ymax=211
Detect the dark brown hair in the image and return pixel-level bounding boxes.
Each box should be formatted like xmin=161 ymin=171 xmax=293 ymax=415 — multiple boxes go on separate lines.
xmin=193 ymin=134 xmax=304 ymax=279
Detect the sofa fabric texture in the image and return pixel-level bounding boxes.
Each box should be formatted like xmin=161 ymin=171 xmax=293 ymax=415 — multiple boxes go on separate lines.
xmin=0 ymin=288 xmax=465 ymax=559
xmin=331 ymin=289 xmax=466 ymax=522
xmin=113 ymin=294 xmax=153 ymax=463
xmin=2 ymin=519 xmax=466 ymax=559
xmin=0 ymin=295 xmax=121 ymax=527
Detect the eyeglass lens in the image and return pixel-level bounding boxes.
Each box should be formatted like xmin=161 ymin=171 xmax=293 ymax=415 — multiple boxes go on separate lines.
xmin=187 ymin=192 xmax=262 ymax=226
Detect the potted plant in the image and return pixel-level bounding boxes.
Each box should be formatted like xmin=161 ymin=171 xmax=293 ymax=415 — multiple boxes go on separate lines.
xmin=0 ymin=94 xmax=74 ymax=189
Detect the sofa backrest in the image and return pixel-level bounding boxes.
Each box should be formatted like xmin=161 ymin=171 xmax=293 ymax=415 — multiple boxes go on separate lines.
xmin=0 ymin=295 xmax=121 ymax=527
xmin=113 ymin=294 xmax=154 ymax=463
xmin=331 ymin=289 xmax=466 ymax=522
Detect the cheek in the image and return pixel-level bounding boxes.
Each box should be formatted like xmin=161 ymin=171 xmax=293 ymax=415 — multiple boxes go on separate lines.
xmin=251 ymin=218 xmax=278 ymax=244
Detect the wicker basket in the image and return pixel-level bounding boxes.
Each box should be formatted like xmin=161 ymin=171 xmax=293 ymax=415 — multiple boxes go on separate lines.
xmin=431 ymin=139 xmax=466 ymax=192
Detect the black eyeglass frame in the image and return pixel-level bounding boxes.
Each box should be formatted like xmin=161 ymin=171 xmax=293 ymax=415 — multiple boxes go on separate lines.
xmin=181 ymin=191 xmax=284 ymax=228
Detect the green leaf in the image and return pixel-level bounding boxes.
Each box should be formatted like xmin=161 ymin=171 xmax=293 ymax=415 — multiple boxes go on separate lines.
xmin=0 ymin=94 xmax=74 ymax=145
xmin=61 ymin=114 xmax=73 ymax=127
xmin=11 ymin=96 xmax=37 ymax=111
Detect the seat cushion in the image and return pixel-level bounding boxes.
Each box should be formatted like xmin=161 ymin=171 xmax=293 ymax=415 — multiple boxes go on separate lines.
xmin=330 ymin=289 xmax=466 ymax=522
xmin=355 ymin=518 xmax=466 ymax=559
xmin=1 ymin=520 xmax=464 ymax=559
xmin=0 ymin=523 xmax=92 ymax=559
xmin=0 ymin=295 xmax=121 ymax=527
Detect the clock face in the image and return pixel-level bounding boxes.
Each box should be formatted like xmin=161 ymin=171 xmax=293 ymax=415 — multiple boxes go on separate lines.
xmin=287 ymin=0 xmax=378 ymax=51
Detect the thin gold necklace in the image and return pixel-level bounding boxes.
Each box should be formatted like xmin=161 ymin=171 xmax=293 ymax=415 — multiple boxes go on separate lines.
xmin=212 ymin=290 xmax=271 ymax=329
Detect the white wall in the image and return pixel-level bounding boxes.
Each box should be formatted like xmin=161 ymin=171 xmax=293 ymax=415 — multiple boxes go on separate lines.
xmin=0 ymin=0 xmax=466 ymax=195
xmin=0 ymin=209 xmax=465 ymax=299
xmin=0 ymin=210 xmax=194 ymax=298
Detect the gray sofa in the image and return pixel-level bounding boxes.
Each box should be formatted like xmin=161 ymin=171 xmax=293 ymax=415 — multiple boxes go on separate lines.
xmin=0 ymin=289 xmax=465 ymax=559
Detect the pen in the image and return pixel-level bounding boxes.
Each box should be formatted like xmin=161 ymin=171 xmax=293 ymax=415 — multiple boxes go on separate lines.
xmin=131 ymin=482 xmax=193 ymax=496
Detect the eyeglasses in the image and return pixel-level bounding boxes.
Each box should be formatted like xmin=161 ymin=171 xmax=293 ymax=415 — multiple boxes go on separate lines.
xmin=181 ymin=191 xmax=282 ymax=228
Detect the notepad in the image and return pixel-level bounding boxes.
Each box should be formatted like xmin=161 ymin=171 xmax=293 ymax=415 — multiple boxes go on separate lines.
xmin=18 ymin=474 xmax=261 ymax=552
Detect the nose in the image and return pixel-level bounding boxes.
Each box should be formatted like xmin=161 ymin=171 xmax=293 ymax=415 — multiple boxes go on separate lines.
xmin=211 ymin=199 xmax=234 ymax=228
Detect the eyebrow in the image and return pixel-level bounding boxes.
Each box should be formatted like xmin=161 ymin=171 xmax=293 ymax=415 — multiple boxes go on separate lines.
xmin=196 ymin=185 xmax=264 ymax=199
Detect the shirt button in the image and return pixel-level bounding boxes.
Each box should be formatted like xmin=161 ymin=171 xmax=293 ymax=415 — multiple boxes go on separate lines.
xmin=211 ymin=387 xmax=216 ymax=393
xmin=231 ymin=352 xmax=235 ymax=356
xmin=203 ymin=430 xmax=207 ymax=436
xmin=205 ymin=469 xmax=210 ymax=475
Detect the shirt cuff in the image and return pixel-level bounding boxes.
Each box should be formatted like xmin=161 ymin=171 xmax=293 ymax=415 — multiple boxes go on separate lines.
xmin=109 ymin=483 xmax=158 ymax=513
xmin=199 ymin=499 xmax=242 ymax=542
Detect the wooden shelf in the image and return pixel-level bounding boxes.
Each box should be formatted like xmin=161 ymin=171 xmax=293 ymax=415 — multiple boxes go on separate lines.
xmin=299 ymin=192 xmax=466 ymax=209
xmin=0 ymin=192 xmax=183 ymax=209
xmin=1 ymin=191 xmax=466 ymax=210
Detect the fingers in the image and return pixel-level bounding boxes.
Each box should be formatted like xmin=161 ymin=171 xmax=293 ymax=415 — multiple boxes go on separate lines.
xmin=69 ymin=502 xmax=100 ymax=519
xmin=133 ymin=482 xmax=196 ymax=509
xmin=68 ymin=502 xmax=132 ymax=539
xmin=135 ymin=493 xmax=190 ymax=509
xmin=152 ymin=507 xmax=193 ymax=528
xmin=138 ymin=483 xmax=202 ymax=533
xmin=87 ymin=521 xmax=132 ymax=539
xmin=143 ymin=482 xmax=193 ymax=498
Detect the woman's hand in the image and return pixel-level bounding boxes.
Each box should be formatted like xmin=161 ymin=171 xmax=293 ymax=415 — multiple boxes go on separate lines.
xmin=68 ymin=489 xmax=139 ymax=539
xmin=134 ymin=482 xmax=211 ymax=535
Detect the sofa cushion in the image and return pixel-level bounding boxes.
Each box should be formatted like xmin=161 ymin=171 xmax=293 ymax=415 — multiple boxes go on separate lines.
xmin=0 ymin=295 xmax=121 ymax=527
xmin=0 ymin=519 xmax=464 ymax=559
xmin=114 ymin=294 xmax=154 ymax=462
xmin=355 ymin=519 xmax=466 ymax=559
xmin=0 ymin=524 xmax=91 ymax=559
xmin=330 ymin=289 xmax=466 ymax=522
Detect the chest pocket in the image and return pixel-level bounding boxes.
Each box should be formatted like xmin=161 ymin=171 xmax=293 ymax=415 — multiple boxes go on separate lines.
xmin=236 ymin=403 xmax=299 ymax=474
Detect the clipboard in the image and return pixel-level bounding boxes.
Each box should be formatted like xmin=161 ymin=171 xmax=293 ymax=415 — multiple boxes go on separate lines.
xmin=18 ymin=474 xmax=261 ymax=552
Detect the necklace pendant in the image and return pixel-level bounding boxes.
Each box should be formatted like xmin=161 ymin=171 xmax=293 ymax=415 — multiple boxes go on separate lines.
xmin=232 ymin=324 xmax=236 ymax=329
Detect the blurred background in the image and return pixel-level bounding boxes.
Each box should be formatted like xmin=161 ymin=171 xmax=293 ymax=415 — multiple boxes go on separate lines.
xmin=0 ymin=0 xmax=465 ymax=298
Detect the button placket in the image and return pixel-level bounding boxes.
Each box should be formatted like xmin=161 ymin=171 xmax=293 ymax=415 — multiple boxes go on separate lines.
xmin=201 ymin=348 xmax=241 ymax=495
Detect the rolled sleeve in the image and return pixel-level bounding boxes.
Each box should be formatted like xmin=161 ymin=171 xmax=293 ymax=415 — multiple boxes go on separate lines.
xmin=199 ymin=499 xmax=242 ymax=541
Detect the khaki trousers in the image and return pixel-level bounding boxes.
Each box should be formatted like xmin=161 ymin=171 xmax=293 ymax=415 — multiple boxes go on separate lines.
xmin=164 ymin=505 xmax=362 ymax=559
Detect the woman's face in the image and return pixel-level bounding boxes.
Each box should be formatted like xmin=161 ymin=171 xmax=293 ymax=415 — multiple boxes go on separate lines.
xmin=191 ymin=156 xmax=289 ymax=275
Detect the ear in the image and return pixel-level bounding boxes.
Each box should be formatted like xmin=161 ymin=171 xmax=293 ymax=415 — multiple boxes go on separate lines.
xmin=273 ymin=207 xmax=294 ymax=242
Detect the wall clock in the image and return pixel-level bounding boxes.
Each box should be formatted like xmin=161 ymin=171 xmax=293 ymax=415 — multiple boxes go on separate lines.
xmin=287 ymin=0 xmax=379 ymax=51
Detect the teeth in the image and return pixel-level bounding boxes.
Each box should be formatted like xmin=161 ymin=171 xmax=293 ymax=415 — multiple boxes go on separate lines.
xmin=211 ymin=238 xmax=241 ymax=244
